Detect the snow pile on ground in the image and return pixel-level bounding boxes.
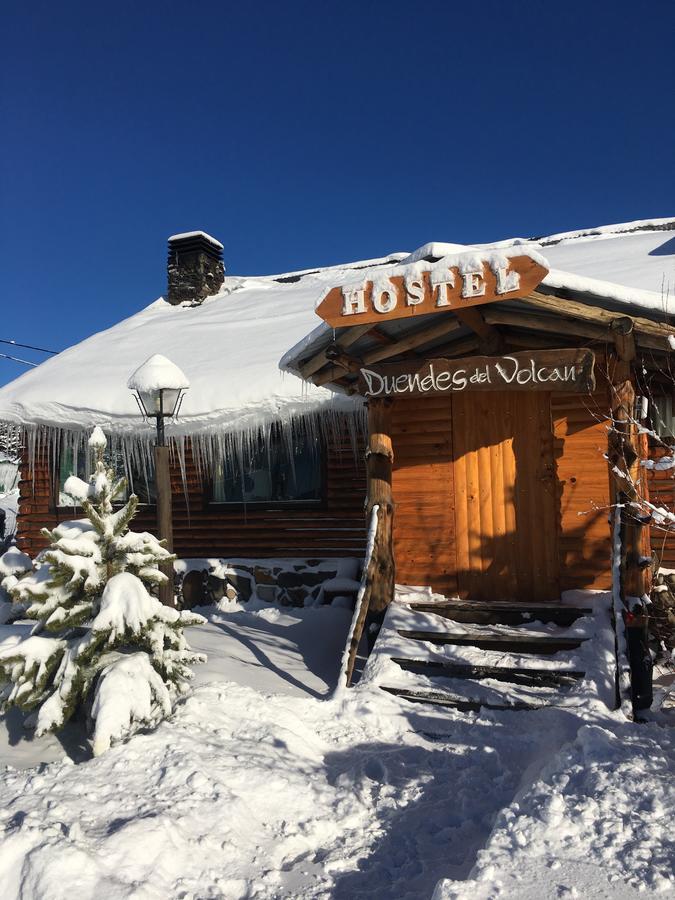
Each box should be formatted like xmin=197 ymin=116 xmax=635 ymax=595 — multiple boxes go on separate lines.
xmin=0 ymin=592 xmax=673 ymax=898
xmin=434 ymin=722 xmax=675 ymax=899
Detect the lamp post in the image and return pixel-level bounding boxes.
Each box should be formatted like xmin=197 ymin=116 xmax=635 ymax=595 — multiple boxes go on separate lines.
xmin=128 ymin=354 xmax=189 ymax=606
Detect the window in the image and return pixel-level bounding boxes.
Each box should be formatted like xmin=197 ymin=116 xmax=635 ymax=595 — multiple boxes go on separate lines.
xmin=213 ymin=432 xmax=322 ymax=503
xmin=57 ymin=447 xmax=155 ymax=507
xmin=651 ymin=394 xmax=675 ymax=439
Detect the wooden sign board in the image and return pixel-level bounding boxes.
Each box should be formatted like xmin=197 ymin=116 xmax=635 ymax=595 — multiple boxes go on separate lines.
xmin=358 ymin=349 xmax=596 ymax=398
xmin=316 ymin=254 xmax=548 ymax=328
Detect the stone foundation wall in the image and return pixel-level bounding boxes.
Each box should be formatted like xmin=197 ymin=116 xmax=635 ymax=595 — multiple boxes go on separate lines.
xmin=177 ymin=557 xmax=361 ymax=609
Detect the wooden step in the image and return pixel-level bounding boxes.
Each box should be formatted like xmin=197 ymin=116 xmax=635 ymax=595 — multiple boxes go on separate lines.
xmin=397 ymin=630 xmax=587 ymax=654
xmin=380 ymin=685 xmax=547 ymax=711
xmin=390 ymin=657 xmax=584 ymax=687
xmin=408 ymin=601 xmax=592 ymax=627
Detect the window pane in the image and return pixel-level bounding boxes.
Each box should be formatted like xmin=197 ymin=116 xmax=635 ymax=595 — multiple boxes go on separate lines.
xmin=58 ymin=448 xmax=87 ymax=507
xmin=652 ymin=395 xmax=675 ymax=438
xmin=58 ymin=447 xmax=155 ymax=506
xmin=214 ymin=433 xmax=322 ymax=503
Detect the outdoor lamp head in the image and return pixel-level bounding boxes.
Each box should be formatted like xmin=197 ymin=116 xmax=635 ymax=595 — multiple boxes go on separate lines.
xmin=133 ymin=386 xmax=185 ymax=419
xmin=127 ymin=355 xmax=190 ymax=422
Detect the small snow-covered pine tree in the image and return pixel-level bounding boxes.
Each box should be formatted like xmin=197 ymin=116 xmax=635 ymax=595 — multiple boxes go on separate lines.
xmin=0 ymin=426 xmax=205 ymax=755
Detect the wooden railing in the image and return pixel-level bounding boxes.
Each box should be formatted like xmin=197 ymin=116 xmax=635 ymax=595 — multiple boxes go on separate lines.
xmin=339 ymin=504 xmax=382 ymax=691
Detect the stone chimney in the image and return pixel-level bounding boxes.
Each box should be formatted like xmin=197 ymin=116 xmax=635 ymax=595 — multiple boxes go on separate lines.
xmin=167 ymin=231 xmax=225 ymax=306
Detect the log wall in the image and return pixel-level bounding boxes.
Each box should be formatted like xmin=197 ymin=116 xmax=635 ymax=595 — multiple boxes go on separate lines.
xmin=391 ymin=396 xmax=457 ymax=596
xmin=552 ymin=390 xmax=613 ymax=591
xmin=16 ymin=429 xmax=367 ymax=560
xmin=391 ymin=389 xmax=616 ymax=598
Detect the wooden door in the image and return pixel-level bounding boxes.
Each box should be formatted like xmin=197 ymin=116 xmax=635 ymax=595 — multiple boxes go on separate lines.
xmin=451 ymin=391 xmax=560 ymax=602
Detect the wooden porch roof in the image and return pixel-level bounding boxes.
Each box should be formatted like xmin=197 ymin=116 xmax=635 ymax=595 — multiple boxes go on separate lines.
xmin=286 ymin=285 xmax=675 ymax=395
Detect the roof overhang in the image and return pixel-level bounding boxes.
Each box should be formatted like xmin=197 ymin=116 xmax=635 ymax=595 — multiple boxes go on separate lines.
xmin=282 ymin=277 xmax=675 ymax=396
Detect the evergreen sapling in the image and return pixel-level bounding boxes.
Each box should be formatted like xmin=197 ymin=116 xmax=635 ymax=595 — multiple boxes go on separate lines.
xmin=0 ymin=426 xmax=206 ymax=755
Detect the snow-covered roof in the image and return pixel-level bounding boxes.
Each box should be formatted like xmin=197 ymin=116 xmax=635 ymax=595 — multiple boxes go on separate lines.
xmin=402 ymin=218 xmax=675 ymax=307
xmin=0 ymin=218 xmax=673 ymax=438
xmin=0 ymin=254 xmax=406 ymax=437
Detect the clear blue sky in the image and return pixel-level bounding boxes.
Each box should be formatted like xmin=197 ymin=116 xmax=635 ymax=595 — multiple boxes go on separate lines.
xmin=1 ymin=1 xmax=673 ymax=386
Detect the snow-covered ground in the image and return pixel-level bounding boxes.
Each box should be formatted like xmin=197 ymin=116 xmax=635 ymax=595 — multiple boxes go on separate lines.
xmin=0 ymin=593 xmax=673 ymax=899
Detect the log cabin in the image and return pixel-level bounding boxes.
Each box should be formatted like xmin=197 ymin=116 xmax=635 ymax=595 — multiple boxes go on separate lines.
xmin=279 ymin=219 xmax=675 ymax=698
xmin=0 ymin=221 xmax=674 ymax=619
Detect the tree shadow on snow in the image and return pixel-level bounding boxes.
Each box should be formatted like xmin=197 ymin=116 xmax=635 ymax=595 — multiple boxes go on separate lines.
xmin=1 ymin=706 xmax=91 ymax=764
xmin=206 ymin=617 xmax=328 ymax=699
xmin=323 ymin=706 xmax=581 ymax=900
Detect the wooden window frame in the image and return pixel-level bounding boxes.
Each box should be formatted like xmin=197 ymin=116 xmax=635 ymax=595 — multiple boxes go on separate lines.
xmin=208 ymin=433 xmax=328 ymax=510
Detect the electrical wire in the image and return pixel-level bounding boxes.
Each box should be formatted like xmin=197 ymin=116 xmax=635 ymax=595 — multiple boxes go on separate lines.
xmin=0 ymin=338 xmax=58 ymax=355
xmin=0 ymin=352 xmax=38 ymax=368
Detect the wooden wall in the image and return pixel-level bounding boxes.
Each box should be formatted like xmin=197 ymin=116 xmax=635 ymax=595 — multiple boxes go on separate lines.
xmin=16 ymin=429 xmax=367 ymax=560
xmin=391 ymin=388 xmax=615 ymax=599
xmin=391 ymin=396 xmax=457 ymax=596
xmin=552 ymin=390 xmax=613 ymax=591
xmin=451 ymin=391 xmax=560 ymax=603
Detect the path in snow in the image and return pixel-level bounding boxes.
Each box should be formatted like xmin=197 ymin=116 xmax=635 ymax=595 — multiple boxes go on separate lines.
xmin=0 ymin=596 xmax=673 ymax=898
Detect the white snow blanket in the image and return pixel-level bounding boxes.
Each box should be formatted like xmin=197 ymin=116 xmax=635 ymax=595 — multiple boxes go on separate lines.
xmin=0 ymin=219 xmax=672 ymax=435
xmin=0 ymin=589 xmax=673 ymax=899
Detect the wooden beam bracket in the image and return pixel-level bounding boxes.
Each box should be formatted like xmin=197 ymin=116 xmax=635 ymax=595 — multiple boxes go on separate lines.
xmin=324 ymin=342 xmax=363 ymax=373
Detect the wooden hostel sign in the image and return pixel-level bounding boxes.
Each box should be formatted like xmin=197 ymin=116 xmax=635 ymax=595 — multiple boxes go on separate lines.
xmin=358 ymin=349 xmax=596 ymax=398
xmin=316 ymin=254 xmax=548 ymax=327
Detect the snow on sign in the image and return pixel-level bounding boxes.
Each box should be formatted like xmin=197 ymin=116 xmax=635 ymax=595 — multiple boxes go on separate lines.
xmin=358 ymin=349 xmax=596 ymax=397
xmin=315 ymin=252 xmax=549 ymax=327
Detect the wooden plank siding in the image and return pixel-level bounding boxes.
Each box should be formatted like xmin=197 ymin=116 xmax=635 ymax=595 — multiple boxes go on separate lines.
xmin=391 ymin=396 xmax=457 ymax=596
xmin=452 ymin=392 xmax=560 ymax=603
xmin=16 ymin=428 xmax=367 ymax=560
xmin=551 ymin=389 xmax=613 ymax=591
xmin=391 ymin=388 xmax=616 ymax=599
xmin=17 ymin=387 xmax=655 ymax=597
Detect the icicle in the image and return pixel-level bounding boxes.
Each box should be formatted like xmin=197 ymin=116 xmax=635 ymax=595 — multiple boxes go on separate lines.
xmin=7 ymin=401 xmax=366 ymax=515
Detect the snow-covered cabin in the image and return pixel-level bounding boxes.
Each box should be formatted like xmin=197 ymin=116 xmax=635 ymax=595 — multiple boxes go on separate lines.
xmin=0 ymin=220 xmax=674 ymax=603
xmin=281 ymin=218 xmax=675 ymax=607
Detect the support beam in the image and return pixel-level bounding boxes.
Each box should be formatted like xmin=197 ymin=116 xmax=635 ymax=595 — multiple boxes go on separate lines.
xmin=523 ymin=291 xmax=675 ymax=352
xmin=366 ymin=399 xmax=395 ymax=614
xmin=453 ymin=308 xmax=504 ymax=354
xmin=312 ymin=316 xmax=463 ymax=386
xmin=609 ymin=318 xmax=648 ymax=601
xmin=607 ymin=316 xmax=652 ymax=714
xmin=484 ymin=307 xmax=610 ymax=343
xmin=324 ymin=343 xmax=363 ymax=373
xmin=154 ymin=445 xmax=175 ymax=607
xmin=299 ymin=323 xmax=373 ymax=379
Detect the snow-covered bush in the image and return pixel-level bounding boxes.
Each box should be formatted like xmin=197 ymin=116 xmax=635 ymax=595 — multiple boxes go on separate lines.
xmin=0 ymin=545 xmax=32 ymax=623
xmin=0 ymin=426 xmax=206 ymax=754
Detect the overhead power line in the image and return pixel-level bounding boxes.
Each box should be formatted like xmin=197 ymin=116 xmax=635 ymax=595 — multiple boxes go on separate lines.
xmin=0 ymin=352 xmax=38 ymax=368
xmin=0 ymin=338 xmax=58 ymax=355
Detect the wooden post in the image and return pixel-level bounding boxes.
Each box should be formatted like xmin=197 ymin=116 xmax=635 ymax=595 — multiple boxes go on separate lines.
xmin=608 ymin=318 xmax=648 ymax=600
xmin=366 ymin=399 xmax=395 ymax=614
xmin=154 ymin=444 xmax=175 ymax=607
xmin=608 ymin=317 xmax=653 ymax=713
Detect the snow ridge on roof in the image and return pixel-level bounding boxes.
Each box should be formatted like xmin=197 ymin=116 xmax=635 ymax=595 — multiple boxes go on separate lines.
xmin=532 ymin=217 xmax=675 ymax=247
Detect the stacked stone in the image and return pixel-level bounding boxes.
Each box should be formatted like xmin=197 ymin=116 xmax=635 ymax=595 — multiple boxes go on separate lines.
xmin=167 ymin=232 xmax=225 ymax=306
xmin=651 ymin=571 xmax=675 ymax=655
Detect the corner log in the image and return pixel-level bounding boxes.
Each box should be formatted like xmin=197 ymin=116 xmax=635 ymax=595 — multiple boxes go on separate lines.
xmin=608 ymin=317 xmax=649 ymax=599
xmin=608 ymin=317 xmax=653 ymax=713
xmin=366 ymin=398 xmax=395 ymax=615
